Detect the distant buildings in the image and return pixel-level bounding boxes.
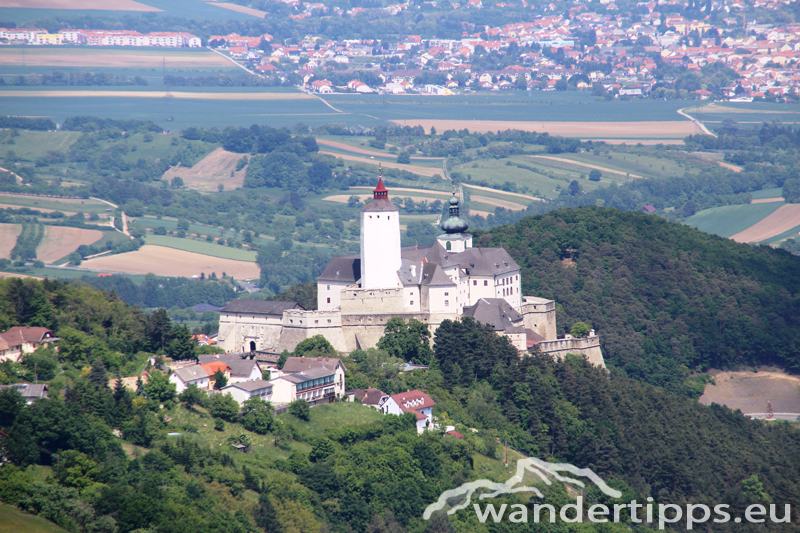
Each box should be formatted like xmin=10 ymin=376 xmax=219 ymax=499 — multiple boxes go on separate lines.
xmin=0 ymin=326 xmax=57 ymax=363
xmin=1 ymin=28 xmax=201 ymax=48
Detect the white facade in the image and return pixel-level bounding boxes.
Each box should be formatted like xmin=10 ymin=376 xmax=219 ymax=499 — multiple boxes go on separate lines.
xmin=360 ymin=180 xmax=402 ymax=290
xmin=221 ymin=380 xmax=273 ymax=406
xmin=169 ymin=365 xmax=209 ymax=394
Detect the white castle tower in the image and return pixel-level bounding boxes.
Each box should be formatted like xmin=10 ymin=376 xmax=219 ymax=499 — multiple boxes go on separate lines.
xmin=360 ymin=175 xmax=401 ymax=289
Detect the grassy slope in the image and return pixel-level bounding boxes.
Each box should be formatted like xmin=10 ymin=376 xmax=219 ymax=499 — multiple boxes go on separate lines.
xmin=144 ymin=234 xmax=257 ymax=261
xmin=0 ymin=503 xmax=68 ymax=533
xmin=684 ymin=202 xmax=785 ymax=238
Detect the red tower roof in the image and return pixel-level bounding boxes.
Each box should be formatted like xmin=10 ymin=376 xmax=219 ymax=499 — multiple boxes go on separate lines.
xmin=373 ymin=177 xmax=388 ymax=199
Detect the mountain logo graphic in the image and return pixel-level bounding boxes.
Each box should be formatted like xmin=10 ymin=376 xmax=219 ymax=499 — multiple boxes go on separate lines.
xmin=423 ymin=456 xmax=622 ymax=519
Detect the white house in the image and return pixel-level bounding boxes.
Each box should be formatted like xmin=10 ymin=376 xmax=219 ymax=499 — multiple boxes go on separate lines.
xmin=391 ymin=389 xmax=436 ymax=432
xmin=281 ymin=356 xmax=346 ymax=398
xmin=0 ymin=383 xmax=48 ymax=404
xmin=169 ymin=365 xmax=209 ymax=393
xmin=350 ymin=388 xmax=403 ymax=415
xmin=221 ymin=380 xmax=273 ymax=406
xmin=198 ymin=354 xmax=263 ymax=384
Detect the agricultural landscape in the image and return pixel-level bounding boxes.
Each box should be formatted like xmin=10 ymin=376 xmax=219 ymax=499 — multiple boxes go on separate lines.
xmin=2 ymin=0 xmax=800 ymax=532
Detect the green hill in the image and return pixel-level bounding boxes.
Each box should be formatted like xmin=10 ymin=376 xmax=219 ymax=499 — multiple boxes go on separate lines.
xmin=475 ymin=206 xmax=800 ymax=393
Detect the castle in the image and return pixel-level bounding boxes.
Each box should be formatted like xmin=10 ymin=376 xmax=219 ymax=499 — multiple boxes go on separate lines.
xmin=218 ymin=179 xmax=604 ymax=367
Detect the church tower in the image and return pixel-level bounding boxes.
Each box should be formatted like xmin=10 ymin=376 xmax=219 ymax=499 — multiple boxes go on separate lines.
xmin=437 ymin=188 xmax=472 ymax=252
xmin=360 ymin=174 xmax=401 ymax=289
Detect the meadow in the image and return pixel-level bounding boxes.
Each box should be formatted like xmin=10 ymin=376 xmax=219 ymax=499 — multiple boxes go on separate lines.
xmin=144 ymin=234 xmax=257 ymax=261
xmin=0 ymin=193 xmax=112 ymax=215
xmin=684 ymin=202 xmax=786 ymax=238
xmin=0 ymin=503 xmax=68 ymax=533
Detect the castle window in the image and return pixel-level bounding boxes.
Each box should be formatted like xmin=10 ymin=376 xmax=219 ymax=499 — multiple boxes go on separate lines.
xmin=446 ymin=241 xmax=451 ymax=250
xmin=484 ymin=280 xmax=488 ymax=286
xmin=377 ymin=215 xmax=380 ymax=218
xmin=444 ymin=292 xmax=449 ymax=296
xmin=444 ymin=300 xmax=449 ymax=306
xmin=473 ymin=280 xmax=477 ymax=285
xmin=410 ymin=301 xmax=414 ymax=306
xmin=388 ymin=216 xmax=390 ymax=220
xmin=315 ymin=320 xmax=319 ymax=324
xmin=327 ymin=298 xmax=331 ymax=304
xmin=327 ymin=285 xmax=330 ymax=290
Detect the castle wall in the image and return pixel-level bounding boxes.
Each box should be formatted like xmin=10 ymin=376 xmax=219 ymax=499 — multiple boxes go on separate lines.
xmin=218 ymin=312 xmax=284 ymax=354
xmin=276 ymin=310 xmax=348 ymax=353
xmin=521 ymin=297 xmax=557 ymax=341
xmin=536 ymin=334 xmax=605 ymax=368
xmin=317 ymin=281 xmax=352 ymax=311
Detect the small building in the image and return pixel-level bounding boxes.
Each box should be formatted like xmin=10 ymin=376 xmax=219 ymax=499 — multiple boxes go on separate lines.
xmin=198 ymin=354 xmax=264 ymax=384
xmin=641 ymin=204 xmax=657 ymax=213
xmin=221 ymin=379 xmax=273 ymax=406
xmin=391 ymin=389 xmax=436 ymax=432
xmin=169 ymin=365 xmax=209 ymax=393
xmin=281 ymin=356 xmax=346 ymax=398
xmin=349 ymin=387 xmax=402 ymax=414
xmin=270 ymin=367 xmax=338 ymax=406
xmin=0 ymin=327 xmax=57 ymax=363
xmin=0 ymin=383 xmax=48 ymax=404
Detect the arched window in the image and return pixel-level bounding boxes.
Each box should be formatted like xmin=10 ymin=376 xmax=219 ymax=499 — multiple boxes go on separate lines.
xmin=446 ymin=241 xmax=451 ymax=250
xmin=249 ymin=341 xmax=256 ymax=352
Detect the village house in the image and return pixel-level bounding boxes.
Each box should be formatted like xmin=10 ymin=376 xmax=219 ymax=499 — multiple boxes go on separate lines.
xmin=169 ymin=365 xmax=210 ymax=393
xmin=391 ymin=389 xmax=437 ymax=432
xmin=0 ymin=383 xmax=48 ymax=404
xmin=221 ymin=379 xmax=274 ymax=406
xmin=0 ymin=327 xmax=57 ymax=363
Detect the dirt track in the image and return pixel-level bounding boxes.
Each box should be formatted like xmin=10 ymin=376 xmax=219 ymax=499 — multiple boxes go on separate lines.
xmin=214 ymin=3 xmax=268 ymax=17
xmin=530 ymin=155 xmax=642 ymax=179
xmin=319 ymin=151 xmax=443 ymax=177
xmin=751 ymin=197 xmax=784 ymax=204
xmin=390 ymin=120 xmax=697 ymax=139
xmin=699 ymin=370 xmax=800 ymax=415
xmin=730 ymin=204 xmax=800 ymax=243
xmin=0 ymin=90 xmax=312 ymax=99
xmin=471 ymin=195 xmax=526 ymax=210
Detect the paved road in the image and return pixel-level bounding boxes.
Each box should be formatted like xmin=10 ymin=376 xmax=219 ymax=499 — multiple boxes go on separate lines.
xmin=746 ymin=413 xmax=800 ymax=421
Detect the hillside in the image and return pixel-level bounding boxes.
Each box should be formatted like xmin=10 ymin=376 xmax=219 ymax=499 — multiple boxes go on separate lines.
xmin=475 ymin=207 xmax=800 ymax=394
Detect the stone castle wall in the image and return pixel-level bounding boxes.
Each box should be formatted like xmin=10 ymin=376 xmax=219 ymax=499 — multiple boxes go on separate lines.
xmin=537 ymin=334 xmax=605 ymax=368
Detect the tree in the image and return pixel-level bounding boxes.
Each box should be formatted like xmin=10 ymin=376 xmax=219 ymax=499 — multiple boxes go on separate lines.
xmin=277 ymin=350 xmax=290 ymax=370
xmin=589 ymin=169 xmax=602 ymax=181
xmin=209 ymin=392 xmax=238 ymax=421
xmin=88 ymin=359 xmax=108 ymax=390
xmin=212 ymin=369 xmax=228 ymax=389
xmin=143 ymin=371 xmax=176 ymax=403
xmin=241 ymin=397 xmax=274 ymax=434
xmin=782 ymin=177 xmax=800 ymax=203
xmin=67 ymin=252 xmax=82 ymax=266
xmin=378 ymin=317 xmax=433 ymax=365
xmin=288 ymin=399 xmax=310 ymax=421
xmin=294 ymin=335 xmax=335 ymax=357
xmin=167 ymin=324 xmax=197 ymax=361
xmin=178 ymin=384 xmax=206 ymax=409
xmin=396 ymin=151 xmax=411 ymax=164
xmin=568 ymin=180 xmax=581 ymax=196
xmin=254 ymin=493 xmax=283 ymax=533
xmin=571 ymin=322 xmax=591 ymax=338
xmin=146 ymin=308 xmax=172 ymax=353
xmin=0 ymin=387 xmax=23 ymax=427
xmin=171 ymin=176 xmax=184 ymax=189
xmin=309 ymin=437 xmax=336 ymax=462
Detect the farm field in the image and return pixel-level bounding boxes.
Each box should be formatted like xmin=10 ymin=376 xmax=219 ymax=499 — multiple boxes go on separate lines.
xmin=3 ymin=0 xmax=159 ymax=9
xmin=79 ymin=244 xmax=260 ymax=278
xmin=393 ymin=119 xmax=699 ymax=139
xmin=750 ymin=187 xmax=784 ymax=200
xmin=730 ymin=204 xmax=800 ymax=243
xmin=144 ymin=234 xmax=257 ymax=261
xmin=36 ymin=226 xmax=105 ymax=263
xmin=162 ymin=147 xmax=248 ymax=191
xmin=0 ymin=94 xmax=356 ymax=130
xmin=0 ymin=0 xmax=258 ymax=22
xmin=321 ymin=151 xmax=444 ymax=177
xmin=684 ymin=202 xmax=785 ymax=239
xmin=699 ymin=369 xmax=800 ymax=415
xmin=0 ymin=193 xmax=112 ymax=214
xmin=688 ymin=102 xmax=800 ymax=128
xmin=0 ymin=48 xmax=232 ymax=69
xmin=0 ymin=130 xmax=80 ymax=161
xmin=0 ymin=89 xmax=314 ymax=101
xmin=0 ymin=502 xmax=68 ymax=533
xmin=0 ymin=223 xmax=22 ymax=259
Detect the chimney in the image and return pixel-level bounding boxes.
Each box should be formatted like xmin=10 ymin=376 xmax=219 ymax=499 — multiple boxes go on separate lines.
xmin=301 ymin=356 xmax=305 ymax=362
xmin=411 ymin=265 xmax=416 ymax=277
xmin=318 ymin=356 xmax=322 ymax=361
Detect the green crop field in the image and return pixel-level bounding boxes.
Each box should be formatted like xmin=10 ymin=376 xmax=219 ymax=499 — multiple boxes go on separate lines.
xmin=0 ymin=92 xmax=366 ymax=130
xmin=144 ymin=234 xmax=257 ymax=261
xmin=0 ymin=193 xmax=112 ymax=214
xmin=0 ymin=130 xmax=79 ymax=161
xmin=322 ymin=93 xmax=694 ymax=123
xmin=750 ymin=187 xmax=783 ymax=200
xmin=0 ymin=503 xmax=68 ymax=533
xmin=684 ymin=202 xmax=786 ymax=238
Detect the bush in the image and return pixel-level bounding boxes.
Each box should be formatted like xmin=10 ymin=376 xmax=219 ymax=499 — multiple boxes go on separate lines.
xmin=288 ymin=399 xmax=310 ymax=421
xmin=214 ymin=418 xmax=225 ymax=431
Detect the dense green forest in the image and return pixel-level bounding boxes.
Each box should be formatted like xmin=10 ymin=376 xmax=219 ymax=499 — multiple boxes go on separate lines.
xmin=475 ymin=207 xmax=800 ymax=395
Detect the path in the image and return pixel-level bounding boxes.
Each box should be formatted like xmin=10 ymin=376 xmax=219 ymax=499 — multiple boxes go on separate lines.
xmin=0 ymin=165 xmax=23 ymax=184
xmin=746 ymin=413 xmax=800 ymax=421
xmin=462 ymin=183 xmax=542 ymax=202
xmin=677 ymin=107 xmax=717 ymax=137
xmin=317 ymin=139 xmax=442 ymax=160
xmin=530 ymin=155 xmax=642 ymax=179
xmin=318 ymin=151 xmax=443 ymax=177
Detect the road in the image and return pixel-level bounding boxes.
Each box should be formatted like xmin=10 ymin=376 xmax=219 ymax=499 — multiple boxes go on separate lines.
xmin=746 ymin=413 xmax=800 ymax=421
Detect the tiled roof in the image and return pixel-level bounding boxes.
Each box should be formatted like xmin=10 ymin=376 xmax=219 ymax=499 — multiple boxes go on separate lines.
xmin=220 ymin=300 xmax=303 ymax=314
xmin=282 ymin=356 xmax=344 ymax=374
xmin=173 ymin=365 xmax=209 ymax=383
xmin=391 ymin=389 xmax=436 ymax=413
xmin=0 ymin=327 xmax=55 ymax=348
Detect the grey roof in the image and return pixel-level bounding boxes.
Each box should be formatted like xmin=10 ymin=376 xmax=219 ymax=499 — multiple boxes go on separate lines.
xmin=0 ymin=383 xmax=48 ymax=399
xmin=425 ymin=243 xmax=520 ymax=276
xmin=280 ymin=367 xmax=333 ymax=384
xmin=221 ymin=300 xmax=303 ymax=314
xmin=173 ymin=365 xmax=209 ymax=383
xmin=194 ymin=303 xmax=224 ymax=314
xmin=362 ymin=198 xmax=399 ymax=212
xmin=463 ymin=298 xmax=523 ymax=331
xmin=224 ymin=379 xmax=273 ymax=392
xmin=317 ymin=256 xmax=361 ymax=283
xmin=401 ymin=245 xmax=431 ymax=262
xmin=282 ymin=356 xmax=345 ymax=374
xmin=420 ymin=262 xmax=456 ymax=287
xmin=353 ymin=388 xmax=388 ymax=405
xmin=198 ymin=354 xmax=261 ymax=378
